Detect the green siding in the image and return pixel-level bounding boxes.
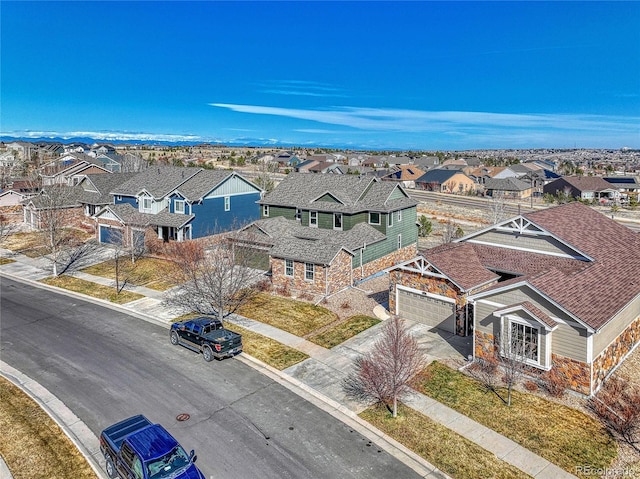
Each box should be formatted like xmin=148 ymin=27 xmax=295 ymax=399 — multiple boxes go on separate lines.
xmin=262 ymin=205 xmax=296 ymax=220
xmin=388 ymin=186 xmax=407 ymax=200
xmin=315 ymin=193 xmax=340 ymax=203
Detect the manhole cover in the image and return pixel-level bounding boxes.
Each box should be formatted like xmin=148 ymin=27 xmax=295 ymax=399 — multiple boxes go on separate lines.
xmin=176 ymin=413 xmax=190 ymax=422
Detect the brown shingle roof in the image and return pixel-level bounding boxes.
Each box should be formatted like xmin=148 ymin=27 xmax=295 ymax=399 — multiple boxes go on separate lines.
xmin=421 ymin=243 xmax=499 ymax=291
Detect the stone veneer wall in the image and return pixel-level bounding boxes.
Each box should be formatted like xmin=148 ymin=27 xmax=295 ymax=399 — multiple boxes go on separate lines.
xmin=550 ymin=355 xmax=591 ymax=395
xmin=271 ymin=257 xmax=336 ymax=296
xmin=592 ymin=315 xmax=640 ymax=393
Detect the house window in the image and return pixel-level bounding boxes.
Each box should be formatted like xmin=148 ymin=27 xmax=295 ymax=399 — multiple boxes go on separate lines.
xmin=224 ymin=196 xmax=230 ymax=211
xmin=142 ymin=197 xmax=152 ymax=211
xmin=305 ymin=263 xmax=314 ymax=281
xmin=509 ymin=322 xmax=539 ymax=363
xmin=397 ymin=234 xmax=402 ymax=249
xmin=388 ymin=212 xmax=393 ymax=227
xmin=285 ymin=259 xmax=294 ymax=277
xmin=295 ymin=208 xmax=301 ymax=221
xmin=309 ymin=211 xmax=318 ymax=227
xmin=369 ymin=212 xmax=380 ymax=225
xmin=397 ymin=210 xmax=402 ymax=222
xmin=263 ymin=205 xmax=269 ymax=217
xmin=334 ymin=213 xmax=342 ymax=230
xmin=174 ymin=200 xmax=185 ymax=214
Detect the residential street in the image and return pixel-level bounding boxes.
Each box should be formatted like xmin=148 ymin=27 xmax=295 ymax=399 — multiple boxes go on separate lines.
xmin=0 ymin=277 xmax=422 ymax=479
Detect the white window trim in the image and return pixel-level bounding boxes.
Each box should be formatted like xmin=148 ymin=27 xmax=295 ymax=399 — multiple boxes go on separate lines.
xmin=309 ymin=210 xmax=318 ymax=228
xmin=334 ymin=213 xmax=343 ymax=231
xmin=502 ymin=315 xmax=544 ymax=368
xmin=305 ymin=262 xmax=314 ymax=281
xmin=141 ymin=197 xmax=152 ymax=211
xmin=263 ymin=205 xmax=269 ymax=217
xmin=174 ymin=199 xmax=185 ymax=214
xmin=397 ymin=209 xmax=402 ymax=222
xmin=224 ymin=196 xmax=230 ymax=211
xmin=369 ymin=212 xmax=380 ymax=225
xmin=397 ymin=233 xmax=402 ymax=249
xmin=388 ymin=212 xmax=393 ymax=227
xmin=285 ymin=259 xmax=294 ymax=277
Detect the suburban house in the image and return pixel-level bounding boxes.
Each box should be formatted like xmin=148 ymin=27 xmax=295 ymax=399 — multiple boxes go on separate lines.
xmin=235 ymin=173 xmax=418 ymax=296
xmin=483 ymin=177 xmax=534 ymax=199
xmin=415 ymin=169 xmax=477 ymax=194
xmin=604 ymin=176 xmax=640 ymax=202
xmin=41 ymin=154 xmax=112 ymax=186
xmin=22 ymin=186 xmax=85 ymax=230
xmin=380 ymin=165 xmax=426 ymax=189
xmin=388 ymin=202 xmax=640 ymax=395
xmin=95 ymin=166 xmax=262 ymax=245
xmin=0 ymin=189 xmax=31 ymax=207
xmin=543 ymin=176 xmax=620 ymax=203
xmin=77 ymin=172 xmax=138 ymax=217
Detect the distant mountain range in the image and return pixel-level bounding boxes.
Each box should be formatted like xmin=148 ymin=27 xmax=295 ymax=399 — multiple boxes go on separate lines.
xmin=0 ymin=135 xmax=328 ymax=149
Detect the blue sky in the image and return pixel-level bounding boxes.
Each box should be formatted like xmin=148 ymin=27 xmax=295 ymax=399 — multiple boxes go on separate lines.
xmin=2 ymin=1 xmax=639 ymax=150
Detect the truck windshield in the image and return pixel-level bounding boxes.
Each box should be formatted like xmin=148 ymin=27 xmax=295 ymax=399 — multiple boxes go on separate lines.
xmin=146 ymin=446 xmax=190 ymax=479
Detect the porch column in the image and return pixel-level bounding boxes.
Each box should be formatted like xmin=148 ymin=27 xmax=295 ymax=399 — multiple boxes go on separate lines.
xmin=157 ymin=226 xmax=163 ymax=239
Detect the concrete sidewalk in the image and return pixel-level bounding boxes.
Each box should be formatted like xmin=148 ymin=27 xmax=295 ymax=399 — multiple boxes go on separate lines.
xmin=0 ymin=248 xmax=577 ymax=479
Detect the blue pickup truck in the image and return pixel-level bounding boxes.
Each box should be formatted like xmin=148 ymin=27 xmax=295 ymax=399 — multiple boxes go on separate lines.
xmin=100 ymin=415 xmax=205 ymax=479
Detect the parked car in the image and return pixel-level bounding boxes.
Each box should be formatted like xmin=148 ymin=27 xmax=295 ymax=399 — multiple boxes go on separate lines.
xmin=170 ymin=317 xmax=243 ymax=361
xmin=100 ymin=414 xmax=205 ymax=479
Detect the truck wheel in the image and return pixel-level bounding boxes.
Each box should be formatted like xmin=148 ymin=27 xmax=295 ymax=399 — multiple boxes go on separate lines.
xmin=170 ymin=331 xmax=179 ymax=345
xmin=202 ymin=345 xmax=213 ymax=362
xmin=105 ymin=457 xmax=117 ymax=478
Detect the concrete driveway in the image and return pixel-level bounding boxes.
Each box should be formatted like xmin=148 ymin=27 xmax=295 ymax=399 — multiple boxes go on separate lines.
xmin=284 ymin=318 xmax=473 ymax=413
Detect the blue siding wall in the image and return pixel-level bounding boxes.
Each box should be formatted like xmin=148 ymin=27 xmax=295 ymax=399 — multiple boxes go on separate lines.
xmin=190 ymin=192 xmax=261 ymax=238
xmin=115 ymin=196 xmax=137 ymax=207
xmin=169 ymin=193 xmax=189 ymax=214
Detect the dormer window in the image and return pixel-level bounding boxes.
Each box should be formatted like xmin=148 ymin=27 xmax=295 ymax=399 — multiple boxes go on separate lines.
xmin=334 ymin=213 xmax=343 ymax=231
xmin=309 ymin=211 xmax=318 ymax=227
xmin=142 ymin=197 xmax=152 ymax=211
xmin=369 ymin=212 xmax=380 ymax=225
xmin=174 ymin=200 xmax=185 ymax=214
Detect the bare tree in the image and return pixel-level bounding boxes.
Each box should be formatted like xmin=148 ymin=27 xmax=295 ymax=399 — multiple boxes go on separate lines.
xmin=589 ymin=377 xmax=640 ymax=453
xmin=343 ymin=316 xmax=426 ymax=417
xmin=467 ymin=330 xmax=535 ymax=406
xmin=120 ymin=153 xmax=148 ymax=173
xmin=488 ymin=193 xmax=507 ymax=224
xmin=162 ymin=233 xmax=265 ymax=321
xmin=33 ymin=185 xmax=99 ymax=276
xmin=0 ymin=212 xmax=19 ymax=244
xmin=253 ymin=160 xmax=279 ymax=193
xmin=441 ymin=221 xmax=464 ymax=244
xmin=107 ymin=227 xmax=146 ymax=294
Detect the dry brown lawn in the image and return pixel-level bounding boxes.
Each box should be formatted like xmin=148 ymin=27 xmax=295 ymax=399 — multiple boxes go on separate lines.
xmin=81 ymin=257 xmax=176 ymax=291
xmin=361 ymin=404 xmax=532 ymax=479
xmin=0 ymin=377 xmax=97 ymax=479
xmin=236 ymin=293 xmax=338 ymax=337
xmin=41 ymin=275 xmax=144 ymax=304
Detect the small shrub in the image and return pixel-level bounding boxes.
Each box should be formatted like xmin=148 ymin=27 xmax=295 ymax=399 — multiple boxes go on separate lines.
xmin=524 ymin=380 xmax=539 ymax=392
xmin=277 ymin=285 xmax=290 ymax=297
xmin=340 ymin=301 xmax=351 ymax=309
xmin=298 ymin=291 xmax=314 ymax=301
xmin=541 ymin=369 xmax=568 ymax=397
xmin=255 ymin=279 xmax=272 ymax=292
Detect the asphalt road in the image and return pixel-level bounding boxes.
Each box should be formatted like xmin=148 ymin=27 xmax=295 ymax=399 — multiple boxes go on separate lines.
xmin=0 ymin=278 xmax=420 ymax=479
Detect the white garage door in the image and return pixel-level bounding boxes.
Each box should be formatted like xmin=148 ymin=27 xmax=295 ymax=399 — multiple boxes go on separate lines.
xmin=397 ymin=288 xmax=456 ymax=333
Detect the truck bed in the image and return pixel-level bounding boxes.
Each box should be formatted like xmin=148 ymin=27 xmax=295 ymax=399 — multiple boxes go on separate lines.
xmin=101 ymin=414 xmax=152 ymax=452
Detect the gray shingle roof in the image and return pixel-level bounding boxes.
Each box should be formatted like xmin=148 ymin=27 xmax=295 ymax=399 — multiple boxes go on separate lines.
xmin=100 ymin=203 xmax=194 ymax=228
xmin=258 ymin=173 xmax=416 ymax=213
xmin=484 ymin=177 xmax=532 ymax=192
xmin=174 ymin=170 xmax=234 ymax=201
xmin=111 ymin=166 xmax=201 ymax=199
xmin=236 ymin=216 xmax=386 ymax=264
xmin=79 ymin=172 xmax=137 ymax=205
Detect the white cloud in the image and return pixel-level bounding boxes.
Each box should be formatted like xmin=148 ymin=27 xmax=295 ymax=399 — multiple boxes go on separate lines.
xmin=209 ymin=103 xmax=640 ymax=139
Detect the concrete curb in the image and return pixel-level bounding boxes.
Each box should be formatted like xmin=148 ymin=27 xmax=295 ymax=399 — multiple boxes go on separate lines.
xmin=1 ymin=270 xmax=448 ymax=478
xmin=236 ymin=354 xmax=451 ymax=479
xmin=0 ymin=361 xmax=108 ymax=479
